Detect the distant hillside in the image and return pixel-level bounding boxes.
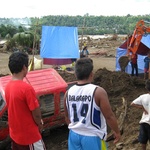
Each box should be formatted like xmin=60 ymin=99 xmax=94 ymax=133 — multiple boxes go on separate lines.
xmin=1 ymin=14 xmax=150 ymax=35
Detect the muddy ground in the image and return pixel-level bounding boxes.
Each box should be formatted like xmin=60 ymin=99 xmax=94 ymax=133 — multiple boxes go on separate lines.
xmin=1 ymin=35 xmax=150 ymax=150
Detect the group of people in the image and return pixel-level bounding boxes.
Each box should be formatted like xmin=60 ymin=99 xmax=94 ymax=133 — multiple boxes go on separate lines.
xmin=125 ymin=51 xmax=150 ymax=80
xmin=6 ymin=51 xmax=120 ymax=150
xmin=5 ymin=51 xmax=150 ymax=150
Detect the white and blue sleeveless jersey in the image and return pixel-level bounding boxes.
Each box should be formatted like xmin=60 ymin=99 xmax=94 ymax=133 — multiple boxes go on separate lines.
xmin=66 ymin=83 xmax=107 ymax=140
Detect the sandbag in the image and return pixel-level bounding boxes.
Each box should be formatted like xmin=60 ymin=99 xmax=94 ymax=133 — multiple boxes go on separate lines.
xmin=28 ymin=57 xmax=43 ymax=71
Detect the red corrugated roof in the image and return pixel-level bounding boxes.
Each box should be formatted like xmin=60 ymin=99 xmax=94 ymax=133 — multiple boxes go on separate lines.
xmin=0 ymin=68 xmax=67 ymax=96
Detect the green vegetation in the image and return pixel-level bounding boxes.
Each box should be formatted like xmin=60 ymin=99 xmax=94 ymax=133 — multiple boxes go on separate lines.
xmin=0 ymin=14 xmax=150 ymax=52
xmin=1 ymin=14 xmax=150 ymax=36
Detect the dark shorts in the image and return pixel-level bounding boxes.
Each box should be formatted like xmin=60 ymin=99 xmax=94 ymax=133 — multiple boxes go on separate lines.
xmin=12 ymin=139 xmax=46 ymax=150
xmin=138 ymin=123 xmax=150 ymax=144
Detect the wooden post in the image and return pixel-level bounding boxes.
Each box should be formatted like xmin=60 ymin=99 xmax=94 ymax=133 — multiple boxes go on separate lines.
xmin=80 ymin=17 xmax=86 ymax=50
xmin=32 ymin=18 xmax=39 ymax=70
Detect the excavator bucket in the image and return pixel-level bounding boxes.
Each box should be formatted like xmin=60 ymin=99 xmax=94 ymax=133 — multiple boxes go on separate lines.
xmin=118 ymin=56 xmax=130 ymax=72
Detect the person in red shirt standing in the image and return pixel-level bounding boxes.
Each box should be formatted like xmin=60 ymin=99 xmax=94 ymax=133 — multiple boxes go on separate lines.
xmin=5 ymin=52 xmax=46 ymax=150
xmin=130 ymin=53 xmax=138 ymax=76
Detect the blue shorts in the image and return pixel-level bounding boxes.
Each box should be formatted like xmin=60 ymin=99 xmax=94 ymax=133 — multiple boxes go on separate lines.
xmin=138 ymin=123 xmax=150 ymax=144
xmin=68 ymin=130 xmax=108 ymax=150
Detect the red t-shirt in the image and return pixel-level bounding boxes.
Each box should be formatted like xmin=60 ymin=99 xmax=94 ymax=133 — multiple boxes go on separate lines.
xmin=5 ymin=80 xmax=41 ymax=145
xmin=131 ymin=54 xmax=137 ymax=64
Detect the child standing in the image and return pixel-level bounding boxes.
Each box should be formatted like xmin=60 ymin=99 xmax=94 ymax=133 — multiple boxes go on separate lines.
xmin=80 ymin=46 xmax=89 ymax=58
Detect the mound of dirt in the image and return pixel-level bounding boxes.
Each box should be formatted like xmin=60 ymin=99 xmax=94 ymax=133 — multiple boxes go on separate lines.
xmin=92 ymin=68 xmax=147 ymax=149
xmin=57 ymin=70 xmax=76 ymax=82
xmin=93 ymin=68 xmax=145 ymax=97
xmin=57 ymin=68 xmax=148 ymax=150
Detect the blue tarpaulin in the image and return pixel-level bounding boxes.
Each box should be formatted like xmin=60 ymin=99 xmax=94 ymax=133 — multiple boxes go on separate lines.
xmin=116 ymin=34 xmax=150 ymax=74
xmin=40 ymin=26 xmax=80 ymax=59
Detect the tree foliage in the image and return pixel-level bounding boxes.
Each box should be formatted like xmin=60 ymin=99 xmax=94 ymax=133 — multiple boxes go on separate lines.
xmin=30 ymin=14 xmax=150 ymax=35
xmin=0 ymin=14 xmax=150 ymax=51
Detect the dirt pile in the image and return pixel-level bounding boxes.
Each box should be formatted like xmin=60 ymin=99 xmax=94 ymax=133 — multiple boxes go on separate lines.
xmin=92 ymin=68 xmax=147 ymax=149
xmin=58 ymin=68 xmax=149 ymax=150
xmin=57 ymin=70 xmax=76 ymax=82
xmin=93 ymin=68 xmax=145 ymax=97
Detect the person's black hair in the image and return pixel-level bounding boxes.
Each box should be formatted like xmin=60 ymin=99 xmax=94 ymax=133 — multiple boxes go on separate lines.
xmin=83 ymin=46 xmax=87 ymax=50
xmin=75 ymin=57 xmax=93 ymax=80
xmin=145 ymin=79 xmax=150 ymax=91
xmin=8 ymin=51 xmax=29 ymax=74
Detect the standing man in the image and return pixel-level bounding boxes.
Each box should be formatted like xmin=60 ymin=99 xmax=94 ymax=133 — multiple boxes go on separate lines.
xmin=5 ymin=52 xmax=46 ymax=150
xmin=131 ymin=79 xmax=150 ymax=150
xmin=130 ymin=53 xmax=138 ymax=76
xmin=144 ymin=51 xmax=150 ymax=80
xmin=80 ymin=46 xmax=89 ymax=58
xmin=64 ymin=57 xmax=120 ymax=150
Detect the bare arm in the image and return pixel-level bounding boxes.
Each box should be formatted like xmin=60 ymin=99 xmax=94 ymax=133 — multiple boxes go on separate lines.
xmin=64 ymin=92 xmax=71 ymax=125
xmin=131 ymin=102 xmax=143 ymax=108
xmin=32 ymin=107 xmax=43 ymax=132
xmin=131 ymin=102 xmax=148 ymax=114
xmin=95 ymin=87 xmax=121 ymax=144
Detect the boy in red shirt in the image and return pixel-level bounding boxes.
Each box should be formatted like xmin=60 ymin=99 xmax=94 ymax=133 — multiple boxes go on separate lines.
xmin=5 ymin=52 xmax=46 ymax=150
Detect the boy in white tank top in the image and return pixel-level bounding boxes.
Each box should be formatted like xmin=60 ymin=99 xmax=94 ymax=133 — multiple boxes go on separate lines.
xmin=64 ymin=57 xmax=121 ymax=150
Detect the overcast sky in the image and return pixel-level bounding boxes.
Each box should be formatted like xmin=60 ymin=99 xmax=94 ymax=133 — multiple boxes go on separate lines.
xmin=0 ymin=0 xmax=150 ymax=18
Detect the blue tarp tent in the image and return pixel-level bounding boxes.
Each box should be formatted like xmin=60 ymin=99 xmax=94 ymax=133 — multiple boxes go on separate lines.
xmin=116 ymin=34 xmax=150 ymax=74
xmin=40 ymin=26 xmax=80 ymax=65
